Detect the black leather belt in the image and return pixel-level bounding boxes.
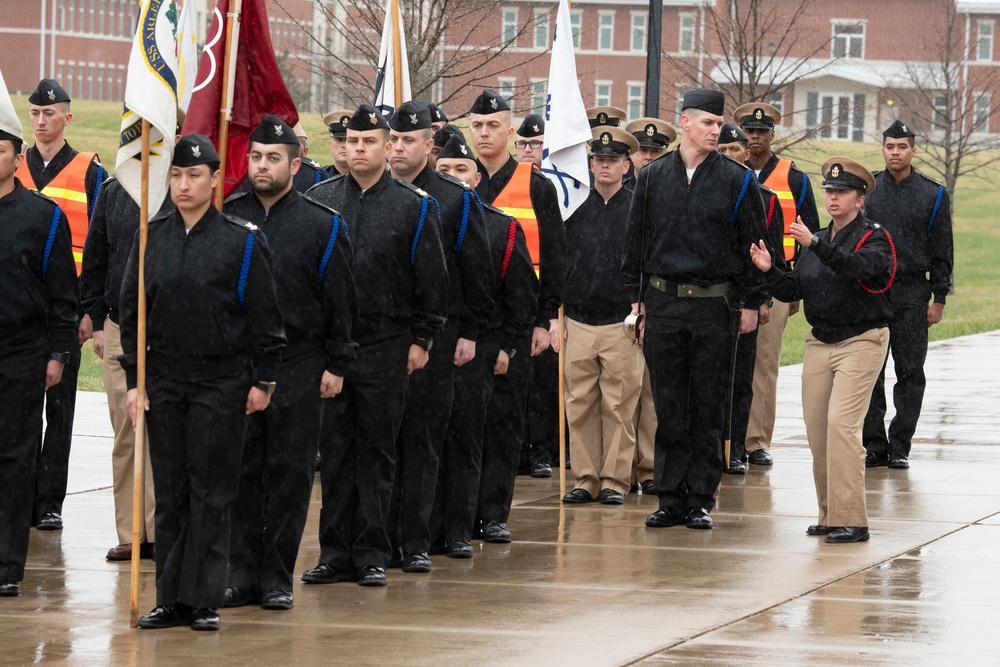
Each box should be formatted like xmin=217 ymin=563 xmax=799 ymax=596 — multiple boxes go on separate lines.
xmin=649 ymin=276 xmax=730 ymax=298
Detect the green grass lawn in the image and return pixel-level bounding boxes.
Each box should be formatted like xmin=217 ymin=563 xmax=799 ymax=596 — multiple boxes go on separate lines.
xmin=12 ymin=97 xmax=998 ymax=388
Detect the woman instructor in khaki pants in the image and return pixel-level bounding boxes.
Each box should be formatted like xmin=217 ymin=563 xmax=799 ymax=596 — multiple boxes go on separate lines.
xmin=750 ymin=156 xmax=893 ymax=544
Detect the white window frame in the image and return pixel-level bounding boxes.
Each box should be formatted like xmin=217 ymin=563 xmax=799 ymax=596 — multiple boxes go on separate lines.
xmin=768 ymin=90 xmax=784 ymax=118
xmin=630 ymin=12 xmax=647 ymax=52
xmin=598 ymin=11 xmax=615 ymax=51
xmin=679 ymin=12 xmax=695 ymax=53
xmin=805 ymin=90 xmax=866 ymax=141
xmin=502 ymin=8 xmax=519 ymax=46
xmin=932 ymin=93 xmax=949 ymax=131
xmin=595 ymin=81 xmax=612 ymax=107
xmin=499 ymin=77 xmax=516 ymax=109
xmin=978 ymin=20 xmax=994 ymax=62
xmin=570 ymin=10 xmax=583 ymax=49
xmin=974 ymin=92 xmax=991 ymax=133
xmin=831 ymin=20 xmax=865 ymax=59
xmin=530 ymin=78 xmax=547 ymax=115
xmin=533 ymin=8 xmax=549 ymax=49
xmin=627 ymin=82 xmax=644 ymax=120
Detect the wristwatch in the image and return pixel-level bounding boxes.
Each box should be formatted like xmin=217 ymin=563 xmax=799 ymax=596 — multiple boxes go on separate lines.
xmin=503 ymin=347 xmax=517 ymax=360
xmin=810 ymin=233 xmax=821 ymax=248
xmin=414 ymin=337 xmax=434 ymax=352
xmin=255 ymin=380 xmax=277 ymax=396
xmin=50 ymin=351 xmax=70 ymax=364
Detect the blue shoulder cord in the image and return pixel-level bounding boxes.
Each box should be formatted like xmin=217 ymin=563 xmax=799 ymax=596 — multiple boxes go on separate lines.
xmin=318 ymin=214 xmax=341 ymax=283
xmin=732 ymin=169 xmax=753 ymax=222
xmin=237 ymin=232 xmax=255 ymax=310
xmin=41 ymin=206 xmax=63 ymax=282
xmin=411 ymin=197 xmax=429 ymax=265
xmin=927 ymin=185 xmax=945 ymax=232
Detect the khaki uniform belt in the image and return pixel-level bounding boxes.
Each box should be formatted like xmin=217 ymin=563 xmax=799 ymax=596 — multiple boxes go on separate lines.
xmin=649 ymin=275 xmax=730 ymax=298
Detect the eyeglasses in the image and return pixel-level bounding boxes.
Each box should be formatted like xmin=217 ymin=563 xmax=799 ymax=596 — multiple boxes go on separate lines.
xmin=515 ymin=140 xmax=544 ymax=149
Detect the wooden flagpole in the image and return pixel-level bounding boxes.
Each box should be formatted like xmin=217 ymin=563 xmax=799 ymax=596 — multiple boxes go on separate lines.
xmin=558 ymin=305 xmax=566 ymax=500
xmin=129 ymin=119 xmax=151 ymax=628
xmin=215 ymin=0 xmax=243 ymax=210
xmin=391 ymin=0 xmax=403 ymax=104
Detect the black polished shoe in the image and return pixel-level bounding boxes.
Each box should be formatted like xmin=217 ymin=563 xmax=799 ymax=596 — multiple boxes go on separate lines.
xmin=223 ymin=586 xmax=260 ymax=608
xmin=191 ymin=607 xmax=220 ymax=631
xmin=530 ymin=461 xmax=553 ymax=478
xmin=865 ymin=451 xmax=888 ymax=467
xmin=137 ymin=604 xmax=192 ymax=629
xmin=562 ymin=488 xmax=593 ymax=504
xmin=401 ymin=552 xmax=432 ymax=573
xmin=640 ymin=480 xmax=655 ymax=495
xmin=36 ymin=512 xmax=63 ymax=531
xmin=825 ymin=526 xmax=870 ymax=543
xmin=598 ymin=489 xmax=625 ymax=505
xmin=260 ymin=589 xmax=294 ymax=610
xmin=724 ymin=460 xmax=747 ymax=475
xmin=483 ymin=521 xmax=511 ymax=543
xmin=357 ymin=565 xmax=388 ymax=587
xmin=645 ymin=507 xmax=684 ymax=528
xmin=685 ymin=507 xmax=714 ymax=530
xmin=747 ymin=450 xmax=773 ymax=466
xmin=806 ymin=524 xmax=832 ymax=536
xmin=446 ymin=541 xmax=474 ymax=559
xmin=888 ymin=456 xmax=910 ymax=469
xmin=301 ymin=563 xmax=356 ymax=584
xmin=0 ymin=582 xmax=20 ymax=597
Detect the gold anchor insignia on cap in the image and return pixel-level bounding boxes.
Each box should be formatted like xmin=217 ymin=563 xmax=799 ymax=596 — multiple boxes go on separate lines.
xmin=830 ymin=165 xmax=841 ymax=178
xmin=598 ymin=112 xmax=608 ymax=124
xmin=192 ymin=145 xmax=201 ymax=158
xmin=368 ymin=112 xmax=378 ymax=125
xmin=489 ymin=98 xmax=498 ymax=110
xmin=274 ymin=124 xmax=283 ymax=136
xmin=754 ymin=108 xmax=763 ymax=120
xmin=600 ymin=132 xmax=611 ymax=145
xmin=645 ymin=124 xmax=655 ymax=136
xmin=340 ymin=116 xmax=349 ymax=127
xmin=532 ymin=124 xmax=539 ymax=132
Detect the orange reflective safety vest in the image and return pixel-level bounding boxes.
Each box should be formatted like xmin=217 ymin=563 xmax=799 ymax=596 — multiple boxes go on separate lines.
xmin=16 ymin=152 xmax=100 ymax=275
xmin=493 ymin=161 xmax=540 ymax=274
xmin=762 ymin=159 xmax=798 ymax=262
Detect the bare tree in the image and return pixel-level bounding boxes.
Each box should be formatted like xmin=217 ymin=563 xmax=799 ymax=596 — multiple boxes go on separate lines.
xmin=890 ymin=0 xmax=1000 ymax=194
xmin=274 ymin=0 xmax=548 ymax=112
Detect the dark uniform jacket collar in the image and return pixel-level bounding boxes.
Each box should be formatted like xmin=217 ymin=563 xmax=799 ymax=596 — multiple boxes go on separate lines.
xmin=171 ymin=204 xmax=220 ymax=236
xmin=1 ymin=178 xmax=27 ymax=204
xmin=752 ymin=153 xmax=782 ymax=183
xmin=878 ymin=167 xmax=917 ymax=186
xmin=27 ymin=141 xmax=79 ymax=190
xmin=251 ymin=186 xmax=299 ymax=216
xmin=673 ymin=146 xmax=720 ymax=172
xmin=590 ymin=185 xmax=629 ymax=207
xmin=824 ymin=212 xmax=865 ymax=241
xmin=347 ymin=168 xmax=392 ymax=194
xmin=476 ymin=153 xmax=518 ymax=201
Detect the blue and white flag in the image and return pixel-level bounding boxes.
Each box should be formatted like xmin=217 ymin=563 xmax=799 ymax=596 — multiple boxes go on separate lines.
xmin=116 ymin=0 xmax=178 ymax=218
xmin=373 ymin=0 xmax=411 ymax=118
xmin=541 ymin=0 xmax=591 ymax=221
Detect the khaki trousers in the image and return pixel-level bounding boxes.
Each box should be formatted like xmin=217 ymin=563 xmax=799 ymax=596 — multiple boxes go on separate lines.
xmin=565 ymin=319 xmax=644 ymax=496
xmin=746 ymin=299 xmax=791 ymax=453
xmin=631 ymin=364 xmax=656 ymax=485
xmin=801 ymin=327 xmax=889 ymax=528
xmin=104 ymin=320 xmax=156 ymax=543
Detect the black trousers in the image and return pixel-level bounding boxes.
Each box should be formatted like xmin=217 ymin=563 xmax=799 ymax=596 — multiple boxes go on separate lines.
xmin=318 ymin=336 xmax=409 ymax=570
xmin=389 ymin=323 xmax=458 ymax=555
xmin=146 ymin=365 xmax=251 ymax=609
xmin=0 ymin=334 xmax=47 ymax=583
xmin=643 ymin=292 xmax=735 ymax=513
xmin=525 ymin=347 xmax=559 ymax=466
xmin=728 ymin=327 xmax=759 ymax=463
xmin=431 ymin=332 xmax=501 ymax=546
xmin=33 ymin=340 xmax=81 ymax=518
xmin=478 ymin=334 xmax=533 ymax=525
xmin=229 ymin=349 xmax=325 ymax=592
xmin=864 ymin=292 xmax=929 ymax=459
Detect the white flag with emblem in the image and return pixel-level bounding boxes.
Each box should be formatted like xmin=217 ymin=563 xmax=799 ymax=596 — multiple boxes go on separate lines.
xmin=115 ymin=0 xmax=178 ymax=218
xmin=372 ymin=0 xmax=411 ymax=118
xmin=541 ymin=0 xmax=591 ymax=220
xmin=175 ymin=0 xmax=198 ymax=112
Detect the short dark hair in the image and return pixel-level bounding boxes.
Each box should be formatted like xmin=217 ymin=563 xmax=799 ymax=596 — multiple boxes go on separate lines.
xmin=882 ymin=135 xmax=915 ymax=148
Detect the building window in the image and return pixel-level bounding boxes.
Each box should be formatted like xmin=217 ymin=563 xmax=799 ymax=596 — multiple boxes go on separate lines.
xmin=534 ymin=8 xmax=549 ymax=49
xmin=832 ymin=21 xmax=865 ymax=59
xmin=499 ymin=77 xmax=516 ymax=108
xmin=570 ymin=10 xmax=582 ymax=49
xmin=631 ymin=12 xmax=646 ymax=52
xmin=116 ymin=66 xmax=125 ymax=102
xmin=598 ymin=12 xmax=614 ymax=51
xmin=502 ymin=8 xmax=518 ymax=46
xmin=595 ymin=81 xmax=612 ymax=107
xmin=57 ymin=61 xmax=65 ymax=87
xmin=627 ymin=83 xmax=644 ymax=120
xmin=978 ymin=21 xmax=994 ymax=62
xmin=932 ymin=94 xmax=949 ymax=131
xmin=531 ymin=79 xmax=547 ymax=115
xmin=974 ymin=92 xmax=991 ymax=132
xmin=679 ymin=12 xmax=695 ymax=53
xmin=768 ymin=90 xmax=784 ymax=118
xmin=806 ymin=91 xmax=865 ymax=140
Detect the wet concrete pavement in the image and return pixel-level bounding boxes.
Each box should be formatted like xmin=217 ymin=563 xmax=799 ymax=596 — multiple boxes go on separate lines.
xmin=4 ymin=331 xmax=1000 ymax=666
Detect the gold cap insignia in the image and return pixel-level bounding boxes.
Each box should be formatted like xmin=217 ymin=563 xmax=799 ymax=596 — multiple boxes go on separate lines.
xmin=600 ymin=132 xmax=611 ymax=145
xmin=754 ymin=108 xmax=764 ymax=120
xmin=730 ymin=129 xmax=738 ymax=138
xmin=645 ymin=124 xmax=655 ymax=136
xmin=368 ymin=112 xmax=378 ymax=125
xmin=340 ymin=116 xmax=350 ymax=127
xmin=598 ymin=112 xmax=608 ymax=124
xmin=831 ymin=165 xmax=841 ymax=178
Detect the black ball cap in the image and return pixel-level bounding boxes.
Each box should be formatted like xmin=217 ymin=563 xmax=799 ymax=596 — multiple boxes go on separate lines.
xmin=469 ymin=89 xmax=511 ymax=115
xmin=250 ymin=114 xmax=299 ymax=145
xmin=681 ymin=89 xmax=725 ymax=116
xmin=388 ymin=100 xmax=433 ymax=132
xmin=438 ymin=135 xmax=476 ymax=161
xmin=718 ymin=123 xmax=747 ymax=146
xmin=173 ymin=134 xmax=220 ymax=168
xmin=28 ymin=78 xmax=70 ymax=105
xmin=433 ymin=124 xmax=465 ymax=148
xmin=517 ymin=114 xmax=545 ymax=138
xmin=428 ymin=103 xmax=449 ymax=123
xmin=346 ymin=104 xmax=390 ymax=131
xmin=883 ymin=119 xmax=916 ymax=139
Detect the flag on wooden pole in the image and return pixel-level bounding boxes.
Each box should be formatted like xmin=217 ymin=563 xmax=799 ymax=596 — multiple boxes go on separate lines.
xmin=176 ymin=0 xmax=199 ymax=111
xmin=115 ymin=0 xmax=178 ymax=218
xmin=373 ymin=0 xmax=411 ymax=117
xmin=541 ymin=0 xmax=591 ymax=221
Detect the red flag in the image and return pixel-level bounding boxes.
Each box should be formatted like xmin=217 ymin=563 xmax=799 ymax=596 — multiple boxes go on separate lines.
xmin=183 ymin=0 xmax=298 ymax=198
